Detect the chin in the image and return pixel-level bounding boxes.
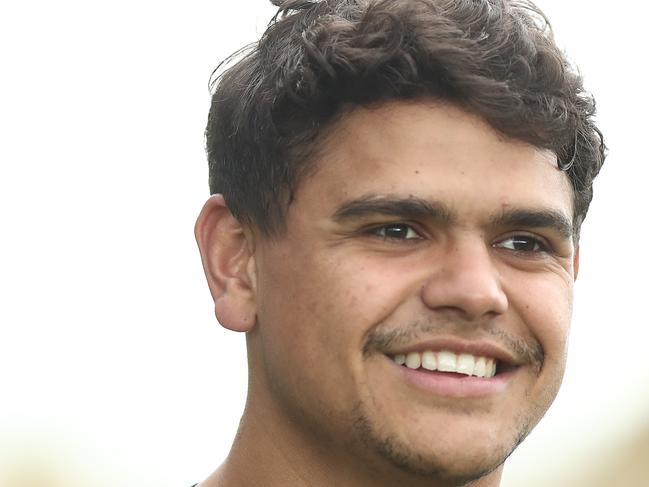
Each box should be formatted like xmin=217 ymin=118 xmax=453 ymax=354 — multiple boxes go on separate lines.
xmin=352 ymin=405 xmax=532 ymax=484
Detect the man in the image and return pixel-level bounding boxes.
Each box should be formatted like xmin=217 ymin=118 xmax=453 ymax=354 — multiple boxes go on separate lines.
xmin=194 ymin=0 xmax=605 ymax=485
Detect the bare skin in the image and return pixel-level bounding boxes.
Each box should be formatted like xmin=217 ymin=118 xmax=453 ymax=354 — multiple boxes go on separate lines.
xmin=195 ymin=101 xmax=578 ymax=487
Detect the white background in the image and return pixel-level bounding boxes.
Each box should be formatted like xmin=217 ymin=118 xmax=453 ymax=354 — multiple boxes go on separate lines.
xmin=1 ymin=1 xmax=647 ymax=486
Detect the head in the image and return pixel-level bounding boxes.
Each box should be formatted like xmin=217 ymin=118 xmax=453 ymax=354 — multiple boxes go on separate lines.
xmin=197 ymin=0 xmax=605 ymax=485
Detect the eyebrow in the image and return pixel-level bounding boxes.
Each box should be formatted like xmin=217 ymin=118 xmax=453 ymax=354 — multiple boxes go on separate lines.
xmin=492 ymin=209 xmax=574 ymax=239
xmin=332 ymin=194 xmax=573 ymax=238
xmin=332 ymin=195 xmax=453 ymax=223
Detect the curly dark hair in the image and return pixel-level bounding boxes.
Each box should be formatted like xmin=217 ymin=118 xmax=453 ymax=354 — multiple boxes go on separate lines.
xmin=205 ymin=0 xmax=605 ymax=241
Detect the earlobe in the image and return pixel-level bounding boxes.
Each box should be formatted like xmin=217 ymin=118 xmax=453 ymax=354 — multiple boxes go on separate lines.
xmin=195 ymin=194 xmax=257 ymax=332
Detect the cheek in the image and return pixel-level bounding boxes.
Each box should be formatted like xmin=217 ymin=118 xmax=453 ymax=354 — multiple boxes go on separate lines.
xmin=255 ymin=253 xmax=354 ymax=369
xmin=509 ymin=271 xmax=573 ymax=369
xmin=256 ymin=249 xmax=417 ymax=371
xmin=252 ymin=251 xmax=410 ymax=423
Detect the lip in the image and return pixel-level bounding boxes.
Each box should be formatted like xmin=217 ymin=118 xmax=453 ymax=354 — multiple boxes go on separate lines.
xmin=386 ymin=355 xmax=516 ymax=398
xmin=386 ymin=337 xmax=522 ymax=366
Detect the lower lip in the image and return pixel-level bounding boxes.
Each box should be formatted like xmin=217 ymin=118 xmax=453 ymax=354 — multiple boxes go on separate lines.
xmin=388 ymin=356 xmax=515 ymax=398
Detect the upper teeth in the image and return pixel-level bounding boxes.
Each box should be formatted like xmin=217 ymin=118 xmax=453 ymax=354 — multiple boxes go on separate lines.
xmin=393 ymin=351 xmax=497 ymax=378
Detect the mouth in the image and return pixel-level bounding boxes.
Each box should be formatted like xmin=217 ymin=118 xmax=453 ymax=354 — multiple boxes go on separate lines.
xmin=389 ymin=350 xmax=517 ymax=378
xmin=385 ymin=349 xmax=519 ymax=398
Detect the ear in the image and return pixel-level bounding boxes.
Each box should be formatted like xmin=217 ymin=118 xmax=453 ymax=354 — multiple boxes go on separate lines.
xmin=573 ymin=245 xmax=580 ymax=281
xmin=195 ymin=194 xmax=257 ymax=332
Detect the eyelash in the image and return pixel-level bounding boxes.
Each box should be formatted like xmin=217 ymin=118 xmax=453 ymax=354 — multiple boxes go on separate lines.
xmin=366 ymin=223 xmax=422 ymax=241
xmin=492 ymin=234 xmax=551 ymax=254
xmin=365 ymin=224 xmax=552 ymax=255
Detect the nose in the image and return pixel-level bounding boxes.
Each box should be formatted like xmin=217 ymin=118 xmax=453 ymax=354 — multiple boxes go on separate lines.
xmin=420 ymin=237 xmax=508 ymax=321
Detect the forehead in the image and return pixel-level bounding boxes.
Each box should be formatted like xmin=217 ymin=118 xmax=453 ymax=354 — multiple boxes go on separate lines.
xmin=293 ymin=101 xmax=574 ymax=221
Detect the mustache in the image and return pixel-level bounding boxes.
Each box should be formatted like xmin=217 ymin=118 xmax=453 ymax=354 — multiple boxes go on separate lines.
xmin=362 ymin=318 xmax=544 ymax=366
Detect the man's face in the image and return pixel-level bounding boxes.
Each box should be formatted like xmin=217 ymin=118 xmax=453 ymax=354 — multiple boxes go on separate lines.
xmin=248 ymin=101 xmax=576 ymax=482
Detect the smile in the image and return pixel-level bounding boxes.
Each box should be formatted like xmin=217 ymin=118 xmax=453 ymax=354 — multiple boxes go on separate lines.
xmin=392 ymin=351 xmax=498 ymax=378
xmin=385 ymin=347 xmax=518 ymax=398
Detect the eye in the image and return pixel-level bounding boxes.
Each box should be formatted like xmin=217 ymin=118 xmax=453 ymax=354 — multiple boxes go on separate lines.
xmin=494 ymin=235 xmax=548 ymax=253
xmin=370 ymin=223 xmax=421 ymax=240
